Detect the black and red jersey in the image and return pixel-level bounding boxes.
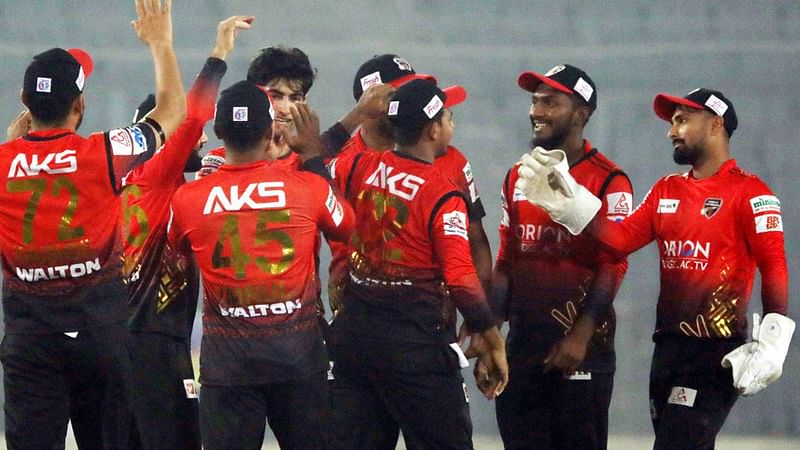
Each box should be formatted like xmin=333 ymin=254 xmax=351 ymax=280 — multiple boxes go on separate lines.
xmin=326 ymin=130 xmax=486 ymax=314
xmin=497 ymin=142 xmax=631 ymax=370
xmin=593 ymin=159 xmax=788 ymax=340
xmin=0 ymin=120 xmax=157 ymax=333
xmin=168 ymin=161 xmax=354 ymax=385
xmin=329 ymin=149 xmax=494 ymax=344
xmin=123 ymin=57 xmax=225 ymax=339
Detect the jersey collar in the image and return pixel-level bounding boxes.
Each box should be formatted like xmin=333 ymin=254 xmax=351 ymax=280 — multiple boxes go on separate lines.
xmin=24 ymin=128 xmax=74 ymax=141
xmin=688 ymin=159 xmax=737 ymax=180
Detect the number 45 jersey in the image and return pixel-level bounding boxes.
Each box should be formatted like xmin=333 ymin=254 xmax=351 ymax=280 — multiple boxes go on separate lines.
xmin=0 ymin=125 xmax=157 ymax=333
xmin=167 ymin=161 xmax=354 ymax=385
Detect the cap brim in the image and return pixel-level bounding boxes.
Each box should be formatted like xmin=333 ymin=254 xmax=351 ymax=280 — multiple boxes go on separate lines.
xmin=517 ymin=71 xmax=572 ymax=95
xmin=67 ymin=48 xmax=93 ymax=79
xmin=653 ymin=93 xmax=704 ymax=122
xmin=442 ymin=85 xmax=467 ymax=108
xmin=389 ymin=73 xmax=437 ymax=88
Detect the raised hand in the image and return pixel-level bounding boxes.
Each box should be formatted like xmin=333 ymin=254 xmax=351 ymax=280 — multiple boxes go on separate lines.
xmin=132 ymin=0 xmax=173 ymax=48
xmin=211 ymin=15 xmax=255 ymax=60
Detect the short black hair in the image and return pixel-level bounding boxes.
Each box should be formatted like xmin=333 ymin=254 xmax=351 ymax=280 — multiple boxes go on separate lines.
xmin=24 ymin=93 xmax=76 ymax=125
xmin=393 ymin=110 xmax=443 ymax=146
xmin=246 ymin=46 xmax=316 ymax=94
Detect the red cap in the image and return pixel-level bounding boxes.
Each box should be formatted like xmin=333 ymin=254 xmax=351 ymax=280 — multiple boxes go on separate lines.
xmin=442 ymin=85 xmax=467 ymax=108
xmin=67 ymin=48 xmax=94 ymax=79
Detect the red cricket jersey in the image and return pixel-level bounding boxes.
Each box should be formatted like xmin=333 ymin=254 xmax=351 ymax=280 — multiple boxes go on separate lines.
xmin=168 ymin=161 xmax=354 ymax=384
xmin=497 ymin=142 xmax=631 ymax=370
xmin=329 ymin=149 xmax=494 ymax=344
xmin=593 ymin=159 xmax=788 ymax=339
xmin=0 ymin=122 xmax=157 ymax=333
xmin=123 ymin=57 xmax=225 ymax=338
xmin=326 ymin=130 xmax=486 ymax=315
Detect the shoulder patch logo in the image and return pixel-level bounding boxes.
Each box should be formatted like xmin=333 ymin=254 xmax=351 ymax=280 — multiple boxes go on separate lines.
xmin=606 ymin=192 xmax=632 ymax=217
xmin=750 ymin=195 xmax=781 ymax=214
xmin=701 ymin=198 xmax=722 ymax=219
xmin=755 ymin=214 xmax=783 ymax=234
xmin=442 ymin=211 xmax=468 ymax=240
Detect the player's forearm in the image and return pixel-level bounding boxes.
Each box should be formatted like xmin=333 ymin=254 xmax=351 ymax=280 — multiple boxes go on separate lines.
xmin=468 ymin=221 xmax=493 ymax=300
xmin=489 ymin=268 xmax=510 ymax=323
xmin=147 ymin=42 xmax=186 ymax=142
xmin=581 ymin=260 xmax=625 ymax=321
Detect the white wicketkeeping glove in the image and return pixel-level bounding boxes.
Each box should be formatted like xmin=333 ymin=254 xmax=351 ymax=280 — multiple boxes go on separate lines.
xmin=721 ymin=313 xmax=795 ymax=396
xmin=515 ymin=147 xmax=601 ymax=235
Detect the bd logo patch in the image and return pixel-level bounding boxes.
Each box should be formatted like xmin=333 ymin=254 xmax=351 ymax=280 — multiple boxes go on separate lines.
xmin=701 ymin=198 xmax=722 ymax=219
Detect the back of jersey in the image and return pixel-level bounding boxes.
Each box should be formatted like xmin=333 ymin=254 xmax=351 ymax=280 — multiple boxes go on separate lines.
xmin=0 ymin=130 xmax=126 ymax=332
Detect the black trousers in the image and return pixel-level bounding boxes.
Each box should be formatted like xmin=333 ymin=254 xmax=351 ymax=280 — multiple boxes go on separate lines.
xmin=330 ymin=336 xmax=473 ymax=450
xmin=127 ymin=332 xmax=200 ymax=450
xmin=199 ymin=371 xmax=331 ymax=450
xmin=1 ymin=323 xmax=133 ymax=450
xmin=495 ymin=361 xmax=614 ymax=450
xmin=649 ymin=335 xmax=742 ymax=450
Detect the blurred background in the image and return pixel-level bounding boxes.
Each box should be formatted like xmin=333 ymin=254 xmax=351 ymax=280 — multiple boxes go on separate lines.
xmin=0 ymin=0 xmax=798 ymax=448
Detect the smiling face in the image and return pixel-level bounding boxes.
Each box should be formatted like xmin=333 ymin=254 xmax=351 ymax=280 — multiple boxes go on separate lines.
xmin=263 ymin=78 xmax=306 ymax=139
xmin=529 ymin=84 xmax=580 ymax=150
xmin=668 ymin=106 xmax=715 ymax=165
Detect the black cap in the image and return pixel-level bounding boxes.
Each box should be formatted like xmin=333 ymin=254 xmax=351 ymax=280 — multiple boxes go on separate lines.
xmin=352 ymin=54 xmax=436 ymax=100
xmin=387 ymin=79 xmax=466 ymax=130
xmin=23 ymin=48 xmax=94 ymax=104
xmin=517 ymin=64 xmax=597 ymax=111
xmin=214 ymin=80 xmax=274 ymax=135
xmin=132 ymin=94 xmax=155 ymax=124
xmin=654 ymin=88 xmax=738 ymax=137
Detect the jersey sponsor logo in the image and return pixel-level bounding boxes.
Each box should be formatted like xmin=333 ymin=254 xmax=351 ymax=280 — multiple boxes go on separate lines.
xmin=7 ymin=149 xmax=78 ymax=178
xmin=218 ymin=299 xmax=301 ymax=318
xmin=667 ymin=386 xmax=697 ymax=407
xmin=701 ymin=198 xmax=722 ymax=219
xmin=661 ymin=240 xmax=710 ymax=271
xmin=15 ymin=258 xmax=101 ymax=282
xmin=109 ymin=127 xmax=147 ymax=156
xmin=202 ymin=182 xmax=286 ymax=214
xmin=606 ymin=192 xmax=632 ymax=219
xmin=755 ymin=214 xmax=783 ymax=234
xmin=516 ymin=223 xmax=572 ymax=256
xmin=365 ymin=161 xmax=425 ymax=201
xmin=443 ymin=211 xmax=468 ymax=240
xmin=657 ymin=199 xmax=679 ymax=214
xmin=750 ymin=195 xmax=781 ymax=214
xmin=325 ymin=187 xmax=344 ymax=226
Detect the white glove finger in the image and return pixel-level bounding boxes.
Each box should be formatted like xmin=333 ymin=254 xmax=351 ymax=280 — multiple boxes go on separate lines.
xmin=751 ymin=313 xmax=761 ymax=341
xmin=520 ymin=153 xmax=547 ymax=174
xmin=517 ymin=164 xmax=537 ymax=181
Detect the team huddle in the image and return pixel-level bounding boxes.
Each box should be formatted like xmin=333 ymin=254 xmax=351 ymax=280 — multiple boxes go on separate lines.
xmin=0 ymin=1 xmax=793 ymax=450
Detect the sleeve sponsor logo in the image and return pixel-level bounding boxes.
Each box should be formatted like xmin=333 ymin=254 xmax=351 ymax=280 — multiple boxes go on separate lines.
xmin=442 ymin=211 xmax=468 ymax=240
xmin=667 ymin=386 xmax=697 ymax=407
xmin=657 ymin=199 xmax=680 ymax=214
xmin=468 ymin=182 xmax=479 ymax=203
xmin=326 ymin=187 xmax=344 ymax=226
xmin=462 ymin=162 xmax=474 ymax=182
xmin=755 ymin=214 xmax=783 ymax=234
xmin=606 ymin=192 xmax=632 ymax=218
xmin=110 ymin=127 xmax=147 ymax=156
xmin=750 ymin=195 xmax=781 ymax=214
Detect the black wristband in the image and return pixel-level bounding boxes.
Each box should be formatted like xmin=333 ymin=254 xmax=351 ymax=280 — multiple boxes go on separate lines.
xmin=143 ymin=117 xmax=166 ymax=144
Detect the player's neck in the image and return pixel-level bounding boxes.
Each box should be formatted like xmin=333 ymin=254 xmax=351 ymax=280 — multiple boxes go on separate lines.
xmin=30 ymin=117 xmax=76 ymax=133
xmin=691 ymin=143 xmax=729 ymax=180
xmin=396 ymin=143 xmax=435 ymax=163
xmin=559 ymin=134 xmax=586 ymax=166
xmin=361 ymin=124 xmax=394 ymax=151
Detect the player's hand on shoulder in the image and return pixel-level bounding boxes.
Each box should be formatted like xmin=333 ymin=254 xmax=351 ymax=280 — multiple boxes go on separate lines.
xmin=132 ymin=0 xmax=173 ymax=47
xmin=210 ymin=15 xmax=254 ymax=60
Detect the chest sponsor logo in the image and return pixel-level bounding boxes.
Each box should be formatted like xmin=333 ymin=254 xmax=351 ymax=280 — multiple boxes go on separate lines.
xmin=365 ymin=161 xmax=425 ymax=201
xmin=516 ymin=223 xmax=572 ymax=256
xmin=203 ymin=182 xmax=286 ymax=214
xmin=667 ymin=386 xmax=697 ymax=408
xmin=657 ymin=199 xmax=680 ymax=214
xmin=218 ymin=299 xmax=301 ymax=318
xmin=15 ymin=258 xmax=101 ymax=282
xmin=443 ymin=211 xmax=468 ymax=240
xmin=661 ymin=240 xmax=710 ymax=271
xmin=701 ymin=198 xmax=722 ymax=219
xmin=750 ymin=195 xmax=781 ymax=214
xmin=8 ymin=149 xmax=78 ymax=178
xmin=606 ymin=192 xmax=632 ymax=219
xmin=755 ymin=214 xmax=783 ymax=234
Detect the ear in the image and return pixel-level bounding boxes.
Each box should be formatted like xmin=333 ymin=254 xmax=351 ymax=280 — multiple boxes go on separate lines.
xmin=426 ymin=118 xmax=441 ymax=142
xmin=572 ymin=105 xmax=590 ymax=127
xmin=710 ymin=114 xmax=725 ymax=137
xmin=20 ymin=89 xmax=30 ymax=109
xmin=73 ymin=95 xmax=84 ymax=115
xmin=213 ymin=123 xmax=224 ymax=140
